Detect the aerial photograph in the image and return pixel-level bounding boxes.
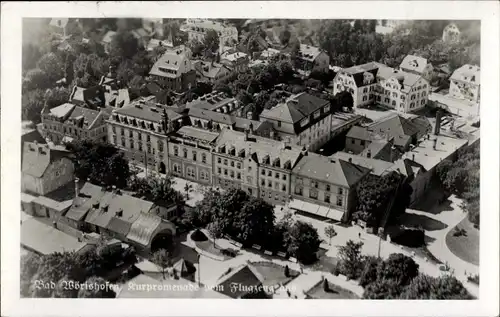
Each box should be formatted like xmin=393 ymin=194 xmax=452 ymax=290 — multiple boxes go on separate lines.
xmin=20 ymin=17 xmax=480 ymax=299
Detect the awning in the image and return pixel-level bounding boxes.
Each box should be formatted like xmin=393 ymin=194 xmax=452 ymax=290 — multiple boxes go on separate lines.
xmin=325 ymin=208 xmax=344 ymax=222
xmin=289 ymin=199 xmax=345 ymax=221
xmin=317 ymin=206 xmax=330 ymax=217
xmin=301 ymin=201 xmax=320 ymax=214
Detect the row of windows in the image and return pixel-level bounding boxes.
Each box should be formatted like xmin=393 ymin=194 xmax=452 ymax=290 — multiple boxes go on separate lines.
xmin=295 ymin=179 xmax=344 ymax=194
xmin=173 ymin=146 xmax=208 ymax=163
xmin=261 ymin=169 xmax=287 ymax=180
xmin=260 ymin=179 xmax=287 ymax=192
xmin=172 ymin=164 xmax=210 ymax=181
xmin=217 ymin=167 xmax=242 ymax=180
xmin=294 ymin=187 xmax=343 ymax=206
xmin=217 ymin=157 xmax=241 ymax=168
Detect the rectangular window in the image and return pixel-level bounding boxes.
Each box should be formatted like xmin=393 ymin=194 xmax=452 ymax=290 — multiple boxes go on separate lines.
xmin=277 ymin=121 xmax=281 ymax=127
xmin=360 ymin=140 xmax=365 ymax=146
xmin=237 ymin=163 xmax=241 ymax=169
xmin=230 ymin=171 xmax=235 ymax=178
xmin=282 ymin=174 xmax=287 ymax=181
xmin=325 ymin=194 xmax=330 ymax=203
xmin=130 ymin=142 xmax=134 ymax=149
xmin=139 ymin=143 xmax=143 ymax=151
xmin=268 ymin=170 xmax=272 ymax=177
xmin=224 ymin=169 xmax=228 ymax=175
xmin=112 ymin=126 xmax=116 ymax=133
xmin=121 ymin=129 xmax=124 ymax=136
xmin=224 ymin=159 xmax=228 ymax=165
xmin=268 ymin=181 xmax=272 ymax=188
xmin=237 ymin=173 xmax=241 ymax=179
xmin=230 ymin=161 xmax=234 ymax=167
xmin=147 ymin=145 xmax=151 ymax=154
xmin=282 ymin=184 xmax=286 ymax=192
xmin=193 ymin=151 xmax=197 ymax=161
xmin=202 ymin=154 xmax=207 ymax=163
xmin=261 ymin=169 xmax=265 ymax=176
xmin=174 ymin=146 xmax=178 ymax=156
xmin=261 ymin=179 xmax=265 ymax=186
xmin=121 ymin=138 xmax=125 ymax=147
xmin=338 ymin=187 xmax=343 ymax=195
xmin=218 ymin=157 xmax=221 ymax=164
xmin=336 ymin=196 xmax=343 ymax=206
xmin=309 ymin=189 xmax=318 ymax=199
xmin=183 ymin=149 xmax=188 ymax=158
xmin=295 ymin=186 xmax=303 ymax=195
xmin=275 ymin=172 xmax=279 ymax=179
xmin=138 ymin=133 xmax=142 ymax=140
xmin=218 ymin=167 xmax=221 ymax=174
xmin=351 ymin=139 xmax=355 ymax=144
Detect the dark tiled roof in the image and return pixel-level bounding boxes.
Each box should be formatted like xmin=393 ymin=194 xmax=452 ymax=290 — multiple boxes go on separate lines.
xmin=188 ymin=107 xmax=236 ymax=125
xmin=114 ymin=99 xmax=183 ymax=123
xmin=216 ymin=264 xmax=265 ymax=298
xmin=65 ymin=182 xmax=106 ymax=222
xmin=331 ymin=151 xmax=394 ymax=177
xmin=342 ymin=62 xmax=380 ymax=88
xmin=260 ymin=92 xmax=329 ymax=124
xmin=293 ymin=153 xmax=369 ymax=187
xmin=176 ymin=126 xmax=219 ymax=143
xmin=346 ymin=126 xmax=372 ymax=141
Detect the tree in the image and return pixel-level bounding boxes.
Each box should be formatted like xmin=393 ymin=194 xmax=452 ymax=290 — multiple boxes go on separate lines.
xmin=65 ymin=139 xmax=130 ymax=188
xmin=324 ymin=225 xmax=337 ymax=245
xmin=23 ymin=68 xmax=52 ymax=91
xmin=21 ymin=253 xmax=41 ymax=297
xmin=203 ymin=29 xmax=219 ymax=60
xmin=207 ymin=220 xmax=225 ymax=248
xmin=184 ymin=182 xmax=194 ymax=201
xmin=232 ymin=197 xmax=275 ymax=246
xmin=109 ymin=31 xmax=140 ymax=59
xmin=152 ymin=249 xmax=171 ymax=279
xmin=400 ymin=274 xmax=472 ymax=299
xmin=279 ymin=28 xmax=291 ymax=46
xmin=363 ymin=278 xmax=402 ymax=299
xmin=337 ymin=240 xmax=364 ymax=279
xmin=377 ymin=253 xmax=419 ymax=286
xmin=77 ymin=276 xmax=116 ymax=298
xmin=36 ymin=52 xmax=64 ymax=83
xmin=285 ymin=221 xmax=321 ymax=264
xmin=359 ymin=256 xmax=382 ymax=287
xmin=335 ymin=91 xmax=354 ymax=110
xmin=44 ymin=87 xmax=71 ymax=108
xmin=22 ymin=43 xmax=42 ymax=73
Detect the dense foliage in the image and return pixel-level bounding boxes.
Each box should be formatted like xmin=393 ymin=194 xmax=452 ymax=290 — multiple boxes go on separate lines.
xmin=65 ymin=139 xmax=130 ymax=188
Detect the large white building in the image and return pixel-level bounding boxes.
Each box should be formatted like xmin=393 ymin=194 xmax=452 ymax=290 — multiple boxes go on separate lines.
xmin=333 ymin=62 xmax=430 ymax=113
xmin=399 ymin=55 xmax=434 ymax=82
xmin=449 ymin=64 xmax=480 ymax=103
xmin=180 ymin=19 xmax=238 ymax=47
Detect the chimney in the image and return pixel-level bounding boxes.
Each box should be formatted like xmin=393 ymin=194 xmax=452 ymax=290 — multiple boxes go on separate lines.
xmin=433 ymin=138 xmax=437 ymax=150
xmin=244 ymin=129 xmax=249 ymax=141
xmin=366 ymin=150 xmax=371 ymax=158
xmin=75 ymin=178 xmax=80 ymax=198
xmin=249 ymin=122 xmax=254 ymax=134
xmin=434 ymin=110 xmax=442 ymax=135
xmin=348 ymin=157 xmax=353 ymax=163
xmin=412 ymin=153 xmax=415 ymax=161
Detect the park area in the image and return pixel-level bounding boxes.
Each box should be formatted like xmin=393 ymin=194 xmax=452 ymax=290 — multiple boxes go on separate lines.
xmin=445 ymin=217 xmax=479 ymax=266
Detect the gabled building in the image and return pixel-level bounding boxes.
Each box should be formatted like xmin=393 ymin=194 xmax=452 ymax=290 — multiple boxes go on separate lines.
xmin=107 ymin=96 xmax=185 ymax=174
xmin=101 ymin=30 xmax=117 ymax=54
xmin=442 ymin=23 xmax=461 ymax=43
xmin=220 ymin=51 xmax=249 ymax=73
xmin=192 ymin=60 xmax=232 ymax=84
xmin=296 ymin=44 xmax=330 ymax=74
xmin=213 ymin=128 xmax=303 ymax=205
xmin=290 ymin=152 xmax=370 ymax=222
xmin=40 ymin=103 xmax=108 ymax=144
xmin=69 ymin=85 xmax=106 ymax=109
xmin=21 ymin=141 xmax=74 ymax=196
xmin=259 ymin=92 xmax=335 ymax=152
xmin=149 ymin=45 xmax=196 ymax=92
xmin=180 ymin=19 xmax=238 ymax=47
xmin=333 ymin=62 xmax=430 ymax=113
xmin=168 ymin=126 xmax=219 ymax=185
xmin=449 ymin=64 xmax=480 ymax=102
xmin=49 ymin=18 xmax=80 ymax=38
xmin=399 ymin=55 xmax=434 ymax=81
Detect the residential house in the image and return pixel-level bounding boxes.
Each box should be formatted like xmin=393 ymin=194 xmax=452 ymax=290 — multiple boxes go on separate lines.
xmin=192 ymin=60 xmax=232 ymax=84
xmin=220 ymin=51 xmax=249 ymax=73
xmin=442 ymin=23 xmax=461 ymax=43
xmin=146 ymin=38 xmax=173 ymax=52
xmin=333 ymin=62 xmax=430 ymax=113
xmin=180 ymin=19 xmax=238 ymax=46
xmin=258 ymin=92 xmax=335 ymax=152
xmin=168 ymin=126 xmax=219 ymax=185
xmin=213 ymin=128 xmax=303 ymax=205
xmin=69 ymin=85 xmax=106 ymax=109
xmin=101 ymin=30 xmax=117 ymax=54
xmin=186 ymin=91 xmax=241 ymax=115
xmin=107 ymin=96 xmax=185 ymax=174
xmin=330 ymin=151 xmax=395 ymax=177
xmin=290 ymin=152 xmax=370 ymax=222
xmin=187 ymin=108 xmax=236 ymax=132
xmin=399 ymin=55 xmax=434 ymax=82
xmin=40 ymin=102 xmax=108 ymax=144
xmin=49 ymin=18 xmax=80 ymax=38
xmin=21 ymin=142 xmax=74 ymax=195
xmin=215 ymin=263 xmax=270 ymax=299
xmin=345 ymin=113 xmax=432 ymax=155
xmin=296 ymin=44 xmax=330 ymax=74
xmin=449 ymin=64 xmax=480 ymax=102
xmin=149 ymin=45 xmax=197 ymax=92
xmin=99 ymin=66 xmax=131 ymax=109
xmin=259 ymin=48 xmax=281 ymax=61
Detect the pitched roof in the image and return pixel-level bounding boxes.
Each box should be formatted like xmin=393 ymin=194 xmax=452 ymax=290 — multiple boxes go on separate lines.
xmin=22 ymin=142 xmax=70 ymax=178
xmin=21 ymin=218 xmax=88 ymax=255
xmin=65 ymin=182 xmax=106 ymax=222
xmin=188 ymin=108 xmax=235 ymax=125
xmin=331 ymin=151 xmax=394 ymax=177
xmin=114 ymin=98 xmax=183 ymax=123
xmin=173 ymin=258 xmax=196 ymax=276
xmin=299 ymin=44 xmax=323 ymax=62
xmin=32 ymin=196 xmax=73 ymax=212
xmin=293 ymin=153 xmax=369 ymax=187
xmin=215 ymin=128 xmax=303 ymax=169
xmin=193 ymin=61 xmax=230 ymax=79
xmin=216 ymin=263 xmax=265 ymax=298
xmin=346 ymin=126 xmax=372 ymax=141
xmin=149 ymin=46 xmax=192 ymax=78
xmin=399 ymin=55 xmax=429 ymax=74
xmin=49 ymin=103 xmax=75 ymax=118
xmin=450 ymin=64 xmax=480 ymax=85
xmin=260 ymin=92 xmax=329 ymax=124
xmin=186 ymin=91 xmax=235 ymax=111
xmin=102 ymin=31 xmax=116 ymax=43
xmin=175 ymin=126 xmax=220 ymax=143
xmin=233 ymin=117 xmax=262 ymax=132
xmin=125 ymin=212 xmax=162 ymax=246
xmin=376 ymin=64 xmax=423 ymax=93
xmin=368 ymin=113 xmax=427 ymax=140
xmin=342 ymin=62 xmax=380 ymax=87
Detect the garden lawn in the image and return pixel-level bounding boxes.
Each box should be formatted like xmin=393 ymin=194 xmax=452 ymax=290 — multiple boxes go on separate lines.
xmin=305 ymin=280 xmax=359 ymax=299
xmin=445 ymin=217 xmax=479 ymax=266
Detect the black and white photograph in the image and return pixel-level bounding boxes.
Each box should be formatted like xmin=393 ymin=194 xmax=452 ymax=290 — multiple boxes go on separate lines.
xmin=1 ymin=1 xmax=499 ymax=317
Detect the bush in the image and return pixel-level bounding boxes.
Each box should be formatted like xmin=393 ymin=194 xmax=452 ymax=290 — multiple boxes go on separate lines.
xmin=191 ymin=229 xmax=208 ymax=242
xmin=332 ymin=265 xmax=340 ymax=276
xmin=467 ymin=274 xmax=479 ymax=285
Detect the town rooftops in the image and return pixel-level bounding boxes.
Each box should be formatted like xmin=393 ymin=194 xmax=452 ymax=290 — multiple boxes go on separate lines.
xmin=331 ymin=151 xmax=394 ymax=177
xmin=293 ymin=152 xmax=370 ymax=187
xmin=125 ymin=212 xmax=163 ymax=247
xmin=186 ymin=91 xmax=235 ymax=111
xmin=368 ymin=113 xmax=431 ymax=142
xmin=113 ymin=98 xmax=183 ymax=123
xmin=260 ymin=92 xmax=329 ymax=124
xmin=182 ymin=19 xmax=236 ymax=34
xmin=117 ymin=274 xmax=228 ymax=298
xmin=84 ymin=185 xmax=156 ymax=235
xmin=175 ymin=126 xmax=220 ymax=143
xmin=102 ymin=30 xmax=116 ymax=43
xmin=399 ymin=55 xmax=430 ymax=74
xmin=193 ymin=60 xmax=229 ymax=79
xmin=376 ymin=64 xmax=423 ymax=93
xmin=21 ymin=217 xmax=88 ymax=255
xmin=215 ymin=263 xmax=265 ymax=298
xmin=401 ymin=134 xmax=469 ymax=171
xmin=22 ymin=142 xmax=71 ymax=178
xmin=50 ymin=18 xmax=69 ymax=28
xmin=33 ymin=196 xmax=73 ymax=212
xmin=221 ymin=51 xmax=248 ymax=63
xmin=340 ymin=62 xmax=380 ymax=87
xmin=147 ymin=38 xmax=173 ymax=51
xmin=215 ymin=128 xmax=303 ymax=169
xmin=149 ymin=46 xmax=192 ymax=78
xmin=346 ymin=125 xmax=373 ymax=141
xmin=188 ymin=107 xmax=236 ymax=125
xmin=450 ymin=64 xmax=480 ymax=85
xmin=65 ymin=182 xmax=107 ymax=222
xmin=299 ymin=44 xmax=323 ymax=62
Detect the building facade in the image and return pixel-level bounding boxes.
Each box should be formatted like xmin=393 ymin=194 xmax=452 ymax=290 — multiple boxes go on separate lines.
xmin=107 ymin=97 xmax=185 ymax=174
xmin=40 ymin=103 xmax=108 ymax=144
xmin=180 ymin=19 xmax=238 ymax=46
xmin=168 ymin=126 xmax=218 ymax=185
xmin=442 ymin=23 xmax=461 ymax=43
xmin=296 ymin=44 xmax=330 ymax=74
xmin=399 ymin=55 xmax=434 ymax=82
xmin=149 ymin=45 xmax=197 ymax=92
xmin=21 ymin=142 xmax=74 ymax=195
xmin=449 ymin=64 xmax=480 ymax=102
